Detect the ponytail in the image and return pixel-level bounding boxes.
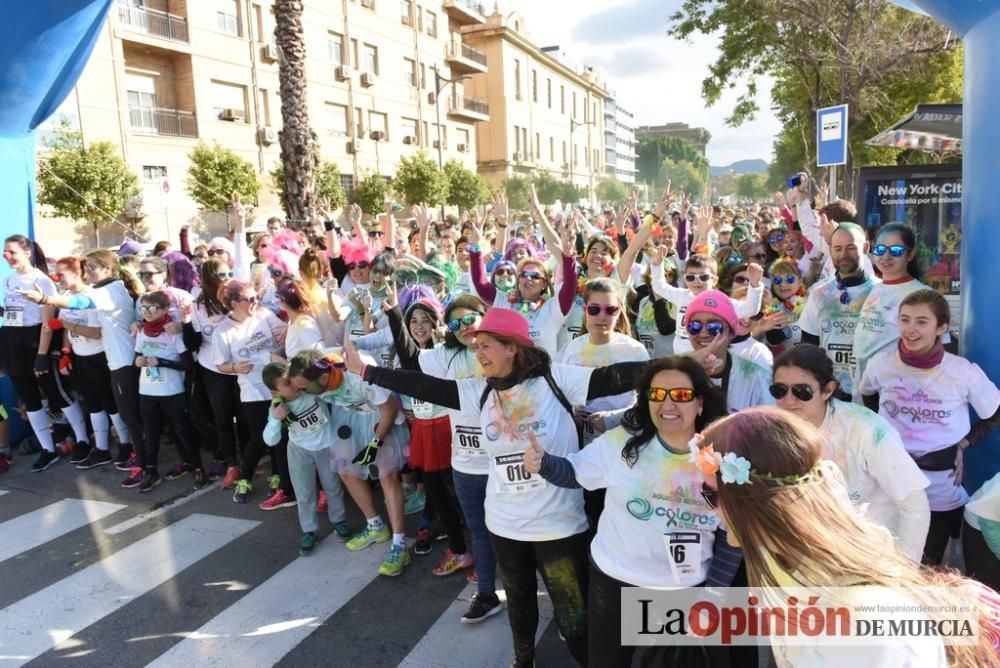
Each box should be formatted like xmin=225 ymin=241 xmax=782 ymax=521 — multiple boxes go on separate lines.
xmin=85 ymin=249 xmax=143 ymax=300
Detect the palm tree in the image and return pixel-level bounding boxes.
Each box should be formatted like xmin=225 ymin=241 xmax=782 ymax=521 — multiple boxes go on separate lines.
xmin=274 ymin=0 xmax=317 ymax=227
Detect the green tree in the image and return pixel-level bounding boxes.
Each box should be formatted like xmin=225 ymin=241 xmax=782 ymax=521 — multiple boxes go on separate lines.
xmin=36 ymin=126 xmax=139 ymax=247
xmin=443 ymin=159 xmax=488 ymax=211
xmin=354 ymin=171 xmax=388 ymax=215
xmin=736 ymin=173 xmax=769 ymax=201
xmin=272 ymin=160 xmax=345 ymax=211
xmin=533 ymin=170 xmax=563 ymax=205
xmin=560 ymin=181 xmax=584 ymax=205
xmin=637 ymin=136 xmax=710 ymax=186
xmin=596 ymin=176 xmax=628 ymax=204
xmin=503 ymin=175 xmax=531 ymax=210
xmin=393 ymin=151 xmax=448 ymax=206
xmin=186 ymin=142 xmax=259 ymax=211
xmin=658 ymin=159 xmax=706 ymax=197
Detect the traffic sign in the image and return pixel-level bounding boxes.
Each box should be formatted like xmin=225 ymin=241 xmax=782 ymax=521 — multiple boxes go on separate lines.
xmin=817 ymin=104 xmax=849 ymax=167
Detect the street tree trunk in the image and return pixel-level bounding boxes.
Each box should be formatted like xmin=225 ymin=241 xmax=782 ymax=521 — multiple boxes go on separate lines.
xmin=274 ymin=0 xmax=317 ymax=228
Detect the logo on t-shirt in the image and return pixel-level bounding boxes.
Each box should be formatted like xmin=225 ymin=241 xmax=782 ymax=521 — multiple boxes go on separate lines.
xmin=625 ymin=495 xmax=718 ymax=530
xmin=882 ymin=395 xmax=952 ymax=425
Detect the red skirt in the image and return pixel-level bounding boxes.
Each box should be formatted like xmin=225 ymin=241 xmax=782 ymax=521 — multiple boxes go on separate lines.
xmin=409 ymin=415 xmax=453 ymax=472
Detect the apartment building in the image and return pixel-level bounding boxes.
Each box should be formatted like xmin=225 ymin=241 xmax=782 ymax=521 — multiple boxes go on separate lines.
xmin=35 ymin=0 xmax=490 ymax=255
xmin=604 ymin=92 xmax=637 ymax=185
xmin=460 ymin=12 xmax=607 ymax=205
xmin=635 ymin=122 xmax=711 ymax=156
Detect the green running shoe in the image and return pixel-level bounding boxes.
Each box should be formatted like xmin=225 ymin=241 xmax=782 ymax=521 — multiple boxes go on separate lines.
xmin=378 ymin=544 xmax=411 ymax=576
xmin=345 ymin=523 xmax=390 ymax=551
xmin=299 ymin=532 xmax=318 ymax=555
xmin=404 ymin=490 xmax=426 ymax=515
xmin=334 ymin=521 xmax=353 ymax=541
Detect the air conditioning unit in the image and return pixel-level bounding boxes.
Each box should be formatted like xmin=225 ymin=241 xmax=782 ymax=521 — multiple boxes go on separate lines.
xmin=348 ymin=139 xmax=366 ymax=154
xmin=402 ymin=135 xmax=418 ymax=145
xmin=427 ymin=92 xmax=436 ymax=104
xmin=360 ymin=72 xmax=376 ymax=87
xmin=456 ymin=143 xmax=468 ymax=153
xmin=218 ymin=108 xmax=244 ymax=122
xmin=257 ymin=126 xmax=278 ymax=145
xmin=512 ymin=152 xmax=523 ymax=162
xmin=260 ymin=44 xmax=279 ymax=63
xmin=335 ymin=65 xmax=353 ymax=82
xmin=369 ymin=130 xmax=386 ymax=141
xmin=433 ymin=139 xmax=447 ymax=150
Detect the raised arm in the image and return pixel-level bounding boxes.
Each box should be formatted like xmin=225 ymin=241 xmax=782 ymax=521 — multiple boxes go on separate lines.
xmin=413 ymin=203 xmax=432 ymax=260
xmin=468 ymin=242 xmax=497 ymax=303
xmin=356 ymin=359 xmax=461 ymax=410
xmin=617 ymin=221 xmax=654 ymax=284
xmin=384 ymin=296 xmax=422 ymax=370
xmin=586 ymin=361 xmax=648 ymax=401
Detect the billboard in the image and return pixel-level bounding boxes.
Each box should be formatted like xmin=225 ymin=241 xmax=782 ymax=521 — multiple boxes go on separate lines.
xmin=856 ymin=163 xmax=962 ymax=332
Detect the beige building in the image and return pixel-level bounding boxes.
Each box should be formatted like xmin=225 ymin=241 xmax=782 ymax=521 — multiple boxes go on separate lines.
xmin=460 ymin=12 xmax=607 ymax=206
xmin=635 ymin=122 xmax=711 ymax=156
xmin=36 ymin=0 xmax=491 ymax=256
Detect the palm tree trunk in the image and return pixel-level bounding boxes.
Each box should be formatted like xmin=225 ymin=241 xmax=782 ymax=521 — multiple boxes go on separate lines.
xmin=274 ymin=0 xmax=317 ymax=228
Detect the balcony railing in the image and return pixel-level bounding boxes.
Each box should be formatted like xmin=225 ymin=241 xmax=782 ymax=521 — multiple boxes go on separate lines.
xmin=129 ymin=107 xmax=198 ymax=138
xmin=458 ymin=95 xmax=488 ymax=115
xmin=443 ymin=0 xmax=487 ymax=24
xmin=459 ymin=43 xmax=486 ymax=66
xmin=118 ymin=3 xmax=189 ymax=43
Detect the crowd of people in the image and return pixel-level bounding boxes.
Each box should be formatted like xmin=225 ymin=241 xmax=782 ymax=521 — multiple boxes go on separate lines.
xmin=1 ymin=174 xmax=998 ymax=667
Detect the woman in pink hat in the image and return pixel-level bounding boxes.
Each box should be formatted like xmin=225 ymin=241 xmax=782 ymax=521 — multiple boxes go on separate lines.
xmin=343 ymin=307 xmax=647 ymax=667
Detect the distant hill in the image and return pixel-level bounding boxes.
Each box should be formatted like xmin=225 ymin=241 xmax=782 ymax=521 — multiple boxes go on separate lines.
xmin=709 ymin=159 xmax=769 ymax=176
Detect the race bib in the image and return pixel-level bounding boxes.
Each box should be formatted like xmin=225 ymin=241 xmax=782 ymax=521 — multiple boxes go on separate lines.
xmin=453 ymin=424 xmax=486 ymax=456
xmin=411 ymin=398 xmax=436 ymax=420
xmin=290 ymin=403 xmax=327 ymax=436
xmin=68 ymin=330 xmax=86 ymax=346
xmin=828 ymin=342 xmax=856 ymax=370
xmin=143 ymin=366 xmax=166 ymax=384
xmin=639 ymin=334 xmax=655 ymax=356
xmin=662 ymin=531 xmax=702 ymax=577
xmin=492 ymin=452 xmax=546 ymax=495
xmin=4 ymin=307 xmax=24 ymax=327
xmin=579 ymin=411 xmax=595 ymax=437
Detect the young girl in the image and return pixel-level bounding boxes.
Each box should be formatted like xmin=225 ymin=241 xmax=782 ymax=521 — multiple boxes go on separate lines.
xmin=755 ymin=257 xmax=805 ymax=355
xmin=276 ymin=279 xmax=324 ymax=358
xmin=861 ymin=289 xmax=1000 ymax=565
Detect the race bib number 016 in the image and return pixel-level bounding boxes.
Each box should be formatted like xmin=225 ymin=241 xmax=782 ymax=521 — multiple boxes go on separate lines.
xmin=662 ymin=531 xmax=702 ymax=577
xmin=4 ymin=307 xmax=24 ymax=327
xmin=291 ymin=404 xmax=326 ymax=436
xmin=454 ymin=424 xmax=485 ymax=456
xmin=492 ymin=452 xmax=545 ymax=495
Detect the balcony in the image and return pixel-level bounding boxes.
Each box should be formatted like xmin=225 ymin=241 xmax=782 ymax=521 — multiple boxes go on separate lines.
xmin=118 ymin=3 xmax=189 ymax=43
xmin=443 ymin=0 xmax=486 ymax=25
xmin=447 ymin=95 xmax=489 ymax=122
xmin=445 ymin=41 xmax=487 ymax=75
xmin=128 ymin=107 xmax=198 ymax=138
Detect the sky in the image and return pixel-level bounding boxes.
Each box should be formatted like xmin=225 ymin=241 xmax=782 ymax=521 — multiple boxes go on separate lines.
xmin=499 ymin=0 xmax=783 ymax=166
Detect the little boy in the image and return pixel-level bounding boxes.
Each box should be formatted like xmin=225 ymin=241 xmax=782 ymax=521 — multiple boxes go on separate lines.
xmin=651 ymin=252 xmax=764 ymax=353
xmin=262 ymin=361 xmax=350 ymax=555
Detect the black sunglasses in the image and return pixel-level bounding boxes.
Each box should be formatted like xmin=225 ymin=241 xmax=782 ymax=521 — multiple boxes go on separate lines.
xmin=137 ymin=271 xmax=163 ymax=280
xmin=346 ymin=261 xmax=370 ymax=271
xmin=768 ymin=383 xmax=815 ymax=401
xmin=585 ymin=304 xmax=621 ymax=317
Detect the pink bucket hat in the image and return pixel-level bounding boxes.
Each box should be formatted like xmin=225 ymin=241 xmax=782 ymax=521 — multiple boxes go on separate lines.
xmin=683 ymin=289 xmax=739 ymax=333
xmin=470 ymin=308 xmax=534 ymax=348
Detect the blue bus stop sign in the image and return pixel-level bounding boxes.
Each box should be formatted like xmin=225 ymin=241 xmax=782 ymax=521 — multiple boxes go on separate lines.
xmin=817 ymin=104 xmax=849 ymax=167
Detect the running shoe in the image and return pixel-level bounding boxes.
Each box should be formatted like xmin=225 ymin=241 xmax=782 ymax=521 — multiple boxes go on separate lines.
xmin=334 ymin=521 xmax=353 ymax=540
xmin=207 ymin=460 xmax=226 ymax=481
xmin=69 ymin=440 xmax=91 ymax=464
xmin=404 ymin=490 xmax=426 ymax=515
xmin=461 ymin=592 xmax=503 ymax=624
xmin=192 ymin=468 xmax=208 ymax=489
xmin=259 ymin=488 xmax=297 ymax=511
xmin=0 ymin=452 xmax=11 ymax=474
xmin=299 ymin=531 xmax=318 ymax=555
xmin=414 ymin=521 xmax=446 ymax=555
xmin=139 ymin=472 xmax=162 ymax=493
xmin=113 ymin=445 xmax=133 ymax=470
xmin=76 ymin=448 xmax=112 ymax=470
xmin=432 ymin=550 xmax=475 ymax=577
xmin=345 ymin=523 xmax=390 ymax=551
xmin=120 ymin=466 xmax=145 ymax=488
xmin=378 ymin=544 xmax=411 ymax=577
xmin=265 ymin=474 xmax=281 ymax=499
xmin=115 ymin=451 xmax=137 ymax=472
xmin=233 ymin=479 xmax=252 ymax=503
xmin=31 ymin=450 xmax=60 ymax=472
xmin=221 ymin=466 xmax=240 ymax=489
xmin=316 ymin=490 xmax=328 ymax=514
xmin=164 ymin=463 xmax=193 ymax=481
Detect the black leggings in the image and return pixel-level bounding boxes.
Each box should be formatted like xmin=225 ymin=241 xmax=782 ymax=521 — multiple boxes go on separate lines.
xmin=0 ymin=324 xmax=69 ymax=412
xmin=239 ymin=400 xmax=293 ymax=495
xmin=923 ymin=506 xmax=965 ymax=566
xmin=491 ymin=530 xmax=589 ymax=667
xmin=962 ymin=518 xmax=1000 ymax=590
xmin=186 ymin=366 xmax=217 ymax=455
xmin=111 ymin=366 xmax=144 ymax=460
xmin=8 ymin=365 xmax=70 ymax=413
xmin=73 ymin=352 xmax=118 ymax=415
xmin=423 ymin=468 xmax=466 ymax=554
xmin=201 ymin=367 xmax=241 ymax=466
xmin=139 ymin=393 xmax=203 ymax=474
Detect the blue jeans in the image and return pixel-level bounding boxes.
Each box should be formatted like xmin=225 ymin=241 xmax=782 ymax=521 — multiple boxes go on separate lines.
xmin=452 ymin=469 xmax=496 ymax=594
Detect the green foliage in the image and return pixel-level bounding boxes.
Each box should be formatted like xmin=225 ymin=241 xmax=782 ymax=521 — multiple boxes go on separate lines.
xmin=595 ymin=177 xmax=628 ymax=204
xmin=560 ymin=181 xmax=585 ymax=205
xmin=186 ymin=142 xmax=259 ymax=210
xmin=736 ymin=173 xmax=769 ymax=201
xmin=354 ymin=172 xmax=388 ymax=215
xmin=272 ymin=160 xmax=346 ymax=211
xmin=36 ymin=128 xmax=138 ymax=225
xmin=443 ymin=160 xmax=488 ymax=211
xmin=503 ymin=175 xmax=531 ymax=210
xmin=658 ymin=159 xmax=706 ymax=197
xmin=637 ymin=136 xmax=709 ymax=186
xmin=393 ymin=151 xmax=448 ymax=206
xmin=533 ymin=170 xmax=563 ymax=205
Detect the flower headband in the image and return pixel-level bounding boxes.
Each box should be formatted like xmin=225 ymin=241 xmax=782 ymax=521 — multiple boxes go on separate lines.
xmin=688 ymin=434 xmax=824 ymax=487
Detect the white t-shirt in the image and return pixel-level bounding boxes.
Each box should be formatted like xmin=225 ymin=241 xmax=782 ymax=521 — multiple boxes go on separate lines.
xmin=732 ymin=335 xmax=773 ymax=369
xmin=83 ymin=281 xmax=137 ymax=371
xmin=453 ymin=270 xmax=475 ymax=297
xmin=493 ymin=290 xmax=568 ymax=357
xmin=284 ymin=314 xmax=324 ymax=358
xmin=818 ymin=399 xmax=929 ymax=560
xmin=798 ymin=274 xmax=879 ymax=395
xmin=3 ymin=269 xmax=56 ymax=328
xmin=571 ymin=428 xmax=719 ymax=587
xmin=859 ymin=350 xmax=1000 ymax=511
xmin=456 ymin=364 xmax=594 ymax=541
xmin=60 ymin=302 xmax=104 ymax=356
xmin=211 ymin=310 xmax=287 ymax=402
xmin=634 ymin=296 xmax=677 ymax=358
xmin=134 ymin=329 xmax=187 ymax=396
xmin=190 ymin=302 xmax=229 ymax=371
xmin=851 ymin=278 xmax=928 ymax=397
xmin=556 ymin=295 xmax=585 ymax=351
xmin=263 ymin=392 xmax=334 ymax=452
xmin=418 ymin=345 xmax=486 ymax=474
xmin=556 ymin=332 xmax=649 ymax=445
xmin=322 ymin=352 xmax=392 ymax=411
xmin=713 ymin=354 xmax=775 ymax=412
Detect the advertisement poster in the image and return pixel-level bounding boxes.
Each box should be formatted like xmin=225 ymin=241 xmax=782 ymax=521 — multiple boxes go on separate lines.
xmin=856 ymin=164 xmax=962 ymax=333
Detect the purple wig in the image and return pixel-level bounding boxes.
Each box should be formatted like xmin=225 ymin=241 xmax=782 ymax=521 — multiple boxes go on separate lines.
xmin=163 ymin=251 xmax=198 ymax=292
xmin=399 ymin=284 xmax=444 ymax=323
xmin=503 ymin=238 xmax=540 ymax=263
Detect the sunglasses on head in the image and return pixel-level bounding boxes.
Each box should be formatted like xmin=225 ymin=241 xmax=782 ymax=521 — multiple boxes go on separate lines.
xmin=269 ymin=267 xmax=285 ymax=278
xmin=447 ymin=313 xmax=480 ymax=331
xmin=771 ymin=274 xmax=797 ymax=285
xmin=768 ymin=383 xmax=815 ymax=401
xmin=872 ymin=244 xmax=907 ymax=257
xmin=701 ymin=483 xmax=719 ymax=509
xmin=685 ymin=272 xmax=712 ymax=283
xmin=346 ymin=261 xmax=370 ymax=271
xmin=585 ymin=304 xmax=621 ymax=317
xmin=137 ymin=271 xmax=162 ymax=280
xmin=234 ymin=295 xmax=258 ymax=305
xmin=207 ymin=248 xmax=227 ymax=256
xmin=520 ymin=270 xmax=543 ymax=280
xmin=139 ymin=304 xmax=163 ymax=314
xmin=647 ymin=387 xmax=696 ymax=403
xmin=215 ymin=271 xmax=234 ymax=279
xmin=686 ymin=319 xmax=726 ymax=337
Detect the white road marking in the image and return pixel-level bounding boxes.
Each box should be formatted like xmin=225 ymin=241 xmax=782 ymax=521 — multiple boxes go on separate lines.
xmin=104 ymin=483 xmax=216 ymax=535
xmin=0 ymin=499 xmax=125 ymax=563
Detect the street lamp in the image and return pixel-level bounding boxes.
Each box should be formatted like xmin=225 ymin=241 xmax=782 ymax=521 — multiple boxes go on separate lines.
xmin=570 ymin=117 xmax=595 ymax=207
xmin=433 ymin=65 xmax=469 ymax=218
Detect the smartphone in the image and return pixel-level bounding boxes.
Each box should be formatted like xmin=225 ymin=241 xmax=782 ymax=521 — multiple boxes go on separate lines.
xmin=787 ymin=175 xmax=803 ymax=189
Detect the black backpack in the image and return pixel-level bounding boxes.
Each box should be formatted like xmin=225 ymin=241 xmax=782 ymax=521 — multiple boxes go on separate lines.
xmin=479 ymin=371 xmax=583 ymax=448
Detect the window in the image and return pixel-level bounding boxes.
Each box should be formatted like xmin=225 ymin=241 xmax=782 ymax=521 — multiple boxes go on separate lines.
xmin=514 ymin=59 xmax=522 ymax=100
xmin=592 ymin=102 xmax=597 ymax=123
xmin=547 ymin=79 xmax=552 ymax=108
xmin=572 ymin=91 xmax=577 ymax=118
xmin=217 ymin=1 xmax=240 ymax=35
xmin=351 ymin=38 xmax=359 ymax=69
xmin=514 ymin=125 xmax=520 ymax=153
xmin=404 ymin=58 xmax=417 ymax=86
xmin=143 ymin=165 xmax=167 ymax=181
xmin=521 ymin=128 xmax=528 ymax=157
xmin=359 ymin=0 xmax=374 ymax=8
xmin=253 ymin=4 xmax=264 ymax=42
xmin=258 ymin=88 xmax=271 ymax=126
xmin=426 ymin=10 xmax=437 ymax=37
xmin=422 ymin=121 xmax=429 ymax=145
xmin=573 ymin=145 xmax=578 ymax=166
xmin=369 ymin=111 xmax=388 ymax=139
xmin=211 ymin=81 xmax=247 ymax=120
xmin=401 ymin=117 xmax=418 ymax=142
xmin=420 ymin=63 xmax=427 ymax=89
xmin=549 ymin=137 xmax=554 ymax=162
xmin=416 ymin=6 xmax=423 ymax=30
xmin=401 ymin=0 xmax=412 ymax=25
xmin=562 ymin=141 xmax=567 ymax=165
xmin=560 ymin=86 xmax=565 ymax=114
xmin=363 ymin=44 xmax=378 ymax=74
xmin=534 ymin=133 xmax=540 ymax=159
xmin=326 ymin=102 xmax=348 ymax=136
xmin=457 ymin=128 xmax=470 ymax=148
xmin=355 ymin=107 xmax=364 ymax=136
xmin=328 ymin=33 xmax=344 ymax=65
xmin=532 ymin=70 xmax=537 ymax=103
xmin=340 ymin=174 xmax=355 ymax=202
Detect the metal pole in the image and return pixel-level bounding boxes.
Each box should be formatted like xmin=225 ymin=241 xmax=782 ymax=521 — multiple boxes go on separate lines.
xmin=434 ymin=66 xmax=446 ymax=220
xmin=829 ymin=164 xmax=838 ymax=200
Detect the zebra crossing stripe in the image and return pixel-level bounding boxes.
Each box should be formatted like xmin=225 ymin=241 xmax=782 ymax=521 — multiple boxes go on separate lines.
xmin=0 ymin=513 xmax=258 ymax=667
xmin=399 ymin=581 xmax=554 ymax=668
xmin=147 ymin=535 xmax=385 ymax=667
xmin=0 ymin=498 xmax=126 ymax=563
